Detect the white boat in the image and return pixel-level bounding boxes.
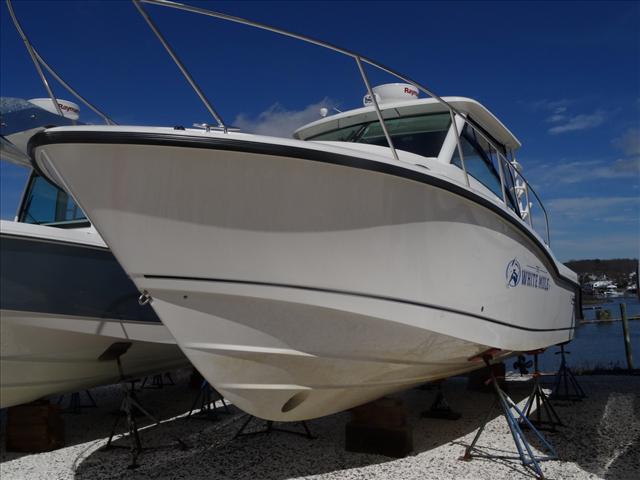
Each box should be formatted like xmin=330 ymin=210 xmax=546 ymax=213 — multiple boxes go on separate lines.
xmin=0 ymin=98 xmax=187 ymax=408
xmin=24 ymin=0 xmax=579 ymax=420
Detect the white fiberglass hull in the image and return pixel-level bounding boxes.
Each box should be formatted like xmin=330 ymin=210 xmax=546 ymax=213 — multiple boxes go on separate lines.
xmin=31 ymin=127 xmax=578 ymax=420
xmin=0 ymin=221 xmax=187 ymax=408
xmin=0 ymin=310 xmax=186 ymax=408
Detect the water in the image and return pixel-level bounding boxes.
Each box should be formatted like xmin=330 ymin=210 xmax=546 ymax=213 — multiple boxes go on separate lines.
xmin=521 ymin=297 xmax=640 ymax=373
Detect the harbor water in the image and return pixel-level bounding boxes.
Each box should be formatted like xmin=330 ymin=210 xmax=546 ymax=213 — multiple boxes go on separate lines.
xmin=522 ymin=296 xmax=640 ymax=373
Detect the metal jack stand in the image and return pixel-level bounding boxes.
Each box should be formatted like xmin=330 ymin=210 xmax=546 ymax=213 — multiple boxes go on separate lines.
xmin=141 ymin=372 xmax=175 ymax=389
xmin=521 ymin=351 xmax=562 ymax=431
xmin=57 ymin=390 xmax=97 ymax=414
xmin=233 ymin=416 xmax=316 ymax=440
xmin=421 ymin=380 xmax=461 ymax=420
xmin=461 ymin=352 xmax=557 ymax=479
xmin=188 ymin=380 xmax=230 ymax=421
xmin=100 ymin=342 xmax=188 ymax=469
xmin=551 ymin=342 xmax=586 ymax=401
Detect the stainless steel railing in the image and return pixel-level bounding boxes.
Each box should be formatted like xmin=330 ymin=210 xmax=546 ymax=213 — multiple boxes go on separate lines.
xmin=5 ymin=0 xmax=550 ymax=246
xmin=135 ymin=0 xmax=551 ymax=246
xmin=6 ymin=0 xmax=116 ymax=125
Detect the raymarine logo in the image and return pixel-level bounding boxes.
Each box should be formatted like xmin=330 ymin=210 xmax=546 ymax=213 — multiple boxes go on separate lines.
xmin=506 ymin=258 xmax=521 ymax=287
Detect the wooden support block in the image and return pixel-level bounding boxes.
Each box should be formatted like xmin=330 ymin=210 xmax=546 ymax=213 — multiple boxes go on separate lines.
xmin=5 ymin=401 xmax=65 ymax=452
xmin=345 ymin=422 xmax=413 ymax=458
xmin=350 ymin=397 xmax=407 ymax=429
xmin=467 ymin=362 xmax=506 ymax=391
xmin=345 ymin=397 xmax=413 ymax=457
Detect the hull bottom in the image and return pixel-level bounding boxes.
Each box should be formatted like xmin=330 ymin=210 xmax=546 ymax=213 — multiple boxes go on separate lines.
xmin=140 ymin=278 xmax=557 ymax=421
xmin=0 ymin=310 xmax=187 ymax=408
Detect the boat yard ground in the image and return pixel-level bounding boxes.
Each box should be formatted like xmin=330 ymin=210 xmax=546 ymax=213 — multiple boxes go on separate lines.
xmin=1 ymin=371 xmax=638 ymax=480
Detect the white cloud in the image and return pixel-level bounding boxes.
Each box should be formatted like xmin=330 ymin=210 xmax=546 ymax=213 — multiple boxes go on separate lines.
xmin=546 ymin=113 xmax=567 ymax=123
xmin=527 ymin=157 xmax=639 ymax=185
xmin=547 ymin=196 xmax=639 ymax=222
xmin=233 ymin=99 xmax=335 ymax=138
xmin=548 ymin=110 xmax=607 ymax=134
xmin=527 ymin=98 xmax=573 ymax=112
xmin=553 ymin=232 xmax=640 ymax=261
xmin=612 ymin=128 xmax=640 ymax=156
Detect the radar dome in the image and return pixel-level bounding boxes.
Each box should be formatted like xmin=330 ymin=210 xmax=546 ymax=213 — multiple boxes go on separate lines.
xmin=363 ymin=83 xmax=419 ymax=106
xmin=28 ymin=98 xmax=80 ymax=121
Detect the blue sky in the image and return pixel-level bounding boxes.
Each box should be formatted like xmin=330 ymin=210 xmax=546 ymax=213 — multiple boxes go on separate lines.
xmin=1 ymin=0 xmax=638 ymax=261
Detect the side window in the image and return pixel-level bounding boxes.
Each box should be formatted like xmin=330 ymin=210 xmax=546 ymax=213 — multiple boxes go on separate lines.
xmin=19 ymin=174 xmax=87 ymax=227
xmin=451 ymin=126 xmax=503 ymax=198
xmin=452 ymin=125 xmax=518 ymax=213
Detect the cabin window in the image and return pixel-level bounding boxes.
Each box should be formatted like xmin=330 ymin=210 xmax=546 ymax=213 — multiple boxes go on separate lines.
xmin=19 ymin=173 xmax=88 ymax=227
xmin=452 ymin=124 xmax=518 ymax=212
xmin=308 ymin=113 xmax=451 ymax=158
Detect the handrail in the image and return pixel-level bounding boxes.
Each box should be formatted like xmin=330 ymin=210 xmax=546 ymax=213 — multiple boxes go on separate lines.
xmin=6 ymin=0 xmax=551 ymax=246
xmin=5 ymin=0 xmax=115 ymax=125
xmin=5 ymin=0 xmax=61 ymax=116
xmin=137 ymin=0 xmax=551 ymax=246
xmin=34 ymin=51 xmax=117 ymax=125
xmin=132 ymin=0 xmax=225 ymax=130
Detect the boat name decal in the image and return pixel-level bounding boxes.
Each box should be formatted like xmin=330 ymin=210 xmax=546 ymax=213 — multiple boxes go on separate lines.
xmin=506 ymin=258 xmax=550 ymax=291
xmin=404 ymin=87 xmax=418 ymax=97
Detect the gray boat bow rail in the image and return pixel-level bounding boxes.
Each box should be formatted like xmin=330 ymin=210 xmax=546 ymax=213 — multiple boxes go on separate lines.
xmin=5 ymin=0 xmax=551 ymax=246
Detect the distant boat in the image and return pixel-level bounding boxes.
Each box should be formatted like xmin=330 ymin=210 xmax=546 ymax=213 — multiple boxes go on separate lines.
xmin=603 ymin=285 xmax=623 ymax=298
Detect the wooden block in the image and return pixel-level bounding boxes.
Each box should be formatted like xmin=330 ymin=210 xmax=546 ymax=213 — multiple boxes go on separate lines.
xmin=350 ymin=397 xmax=407 ymax=429
xmin=345 ymin=422 xmax=413 ymax=458
xmin=5 ymin=402 xmax=65 ymax=452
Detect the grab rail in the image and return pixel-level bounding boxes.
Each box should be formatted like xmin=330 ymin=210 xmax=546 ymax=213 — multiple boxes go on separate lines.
xmin=6 ymin=0 xmax=115 ymax=125
xmin=136 ymin=0 xmax=551 ymax=246
xmin=5 ymin=0 xmax=550 ymax=246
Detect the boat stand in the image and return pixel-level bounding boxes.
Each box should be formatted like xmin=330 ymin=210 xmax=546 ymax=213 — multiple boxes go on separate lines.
xmin=99 ymin=343 xmax=188 ymax=469
xmin=461 ymin=353 xmax=556 ymax=479
xmin=551 ymin=343 xmax=586 ymax=401
xmin=141 ymin=372 xmax=175 ymax=390
xmin=233 ymin=415 xmax=316 ymax=440
xmin=421 ymin=380 xmax=461 ymax=420
xmin=187 ymin=380 xmax=231 ymax=421
xmin=521 ymin=351 xmax=563 ymax=431
xmin=57 ymin=390 xmax=97 ymax=414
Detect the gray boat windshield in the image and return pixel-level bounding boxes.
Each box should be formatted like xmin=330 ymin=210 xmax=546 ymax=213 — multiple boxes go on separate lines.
xmin=308 ymin=113 xmax=451 ymax=159
xmin=19 ymin=173 xmax=88 ymax=227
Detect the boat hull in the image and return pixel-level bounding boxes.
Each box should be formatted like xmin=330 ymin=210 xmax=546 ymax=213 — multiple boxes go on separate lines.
xmin=0 ymin=309 xmax=186 ymax=408
xmin=32 ymin=132 xmax=578 ymax=419
xmin=0 ymin=223 xmax=187 ymax=408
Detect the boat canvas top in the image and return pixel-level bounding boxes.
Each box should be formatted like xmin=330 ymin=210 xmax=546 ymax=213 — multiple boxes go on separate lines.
xmin=294 ymin=96 xmax=521 ymax=150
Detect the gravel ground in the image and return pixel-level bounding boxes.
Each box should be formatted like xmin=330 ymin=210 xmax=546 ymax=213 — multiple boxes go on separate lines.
xmin=1 ymin=371 xmax=638 ymax=480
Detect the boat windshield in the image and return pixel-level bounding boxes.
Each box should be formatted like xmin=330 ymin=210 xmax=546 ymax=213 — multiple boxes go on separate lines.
xmin=308 ymin=113 xmax=451 ymax=158
xmin=19 ymin=173 xmax=88 ymax=228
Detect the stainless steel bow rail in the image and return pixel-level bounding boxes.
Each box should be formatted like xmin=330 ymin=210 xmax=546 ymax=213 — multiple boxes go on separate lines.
xmin=5 ymin=0 xmax=115 ymax=125
xmin=6 ymin=0 xmax=550 ymax=245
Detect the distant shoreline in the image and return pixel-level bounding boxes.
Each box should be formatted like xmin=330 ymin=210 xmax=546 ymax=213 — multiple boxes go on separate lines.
xmin=579 ymin=316 xmax=639 ymax=324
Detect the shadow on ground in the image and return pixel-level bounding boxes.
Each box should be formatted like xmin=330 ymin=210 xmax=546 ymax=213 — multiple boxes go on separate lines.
xmin=540 ymin=375 xmax=640 ymax=479
xmin=70 ymin=376 xmax=531 ymax=480
xmin=4 ymin=373 xmax=638 ymax=479
xmin=0 ymin=368 xmax=196 ymax=462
